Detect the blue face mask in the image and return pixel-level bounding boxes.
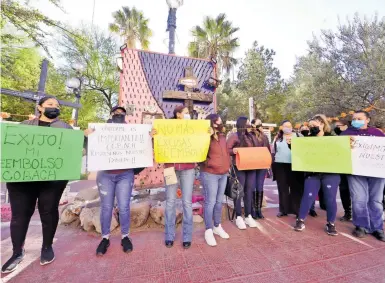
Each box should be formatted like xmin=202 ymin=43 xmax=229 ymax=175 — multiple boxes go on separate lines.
xmin=352 ymin=120 xmax=365 ymax=129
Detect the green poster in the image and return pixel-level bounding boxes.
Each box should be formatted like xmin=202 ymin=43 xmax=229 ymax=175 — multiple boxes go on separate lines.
xmin=1 ymin=123 xmax=84 ymax=182
xmin=291 ymin=136 xmax=353 ymax=174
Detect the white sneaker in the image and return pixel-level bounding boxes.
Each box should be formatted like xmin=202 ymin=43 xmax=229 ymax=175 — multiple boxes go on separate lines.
xmin=204 ymin=229 xmax=217 ymax=246
xmin=244 ymin=215 xmax=257 ymax=228
xmin=213 ymin=224 xmax=230 ymax=239
xmin=236 ymin=216 xmax=247 ymax=230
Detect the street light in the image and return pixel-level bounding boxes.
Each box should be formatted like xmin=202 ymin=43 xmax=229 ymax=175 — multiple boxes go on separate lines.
xmin=166 ymin=0 xmax=183 ymax=54
xmin=65 ymin=63 xmax=85 ymax=127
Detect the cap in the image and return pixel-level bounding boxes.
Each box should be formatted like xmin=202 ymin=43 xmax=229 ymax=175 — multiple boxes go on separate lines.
xmin=110 ymin=106 xmax=126 ymax=114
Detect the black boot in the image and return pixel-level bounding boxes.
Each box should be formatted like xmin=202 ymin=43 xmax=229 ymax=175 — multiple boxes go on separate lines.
xmin=256 ymin=191 xmax=265 ymax=219
xmin=252 ymin=191 xmax=258 ymax=220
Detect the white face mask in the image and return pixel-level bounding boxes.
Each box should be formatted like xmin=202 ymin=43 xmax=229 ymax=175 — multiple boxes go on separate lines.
xmin=183 ymin=114 xmax=191 ymax=120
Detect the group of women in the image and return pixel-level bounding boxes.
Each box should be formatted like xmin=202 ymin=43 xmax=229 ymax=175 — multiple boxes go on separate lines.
xmin=272 ymin=113 xmax=385 ymax=241
xmin=2 ymin=96 xmax=384 ymax=274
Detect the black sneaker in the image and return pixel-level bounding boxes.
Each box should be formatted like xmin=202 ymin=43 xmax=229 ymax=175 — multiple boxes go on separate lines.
xmin=165 ymin=241 xmax=174 ymax=248
xmin=325 ymin=222 xmax=338 ymax=236
xmin=309 ymin=210 xmax=318 ymax=217
xmin=372 ymin=230 xmax=385 ymax=242
xmin=277 ymin=212 xmax=288 ymax=218
xmin=96 ymin=238 xmax=110 ymax=256
xmin=339 ymin=213 xmax=352 ymax=222
xmin=294 ymin=219 xmax=305 ymax=231
xmin=40 ymin=246 xmax=55 ymax=266
xmin=121 ymin=237 xmax=133 ymax=253
xmin=352 ymin=226 xmax=366 ymax=238
xmin=1 ymin=250 xmax=25 ymax=273
xmin=182 ymin=242 xmax=191 ymax=249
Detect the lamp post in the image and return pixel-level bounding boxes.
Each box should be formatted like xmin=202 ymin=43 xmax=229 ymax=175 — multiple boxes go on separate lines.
xmin=166 ymin=0 xmax=183 ymax=54
xmin=65 ymin=63 xmax=85 ymax=127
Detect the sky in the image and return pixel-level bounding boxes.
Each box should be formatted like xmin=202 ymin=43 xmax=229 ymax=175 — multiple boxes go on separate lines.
xmin=33 ymin=0 xmax=385 ymax=79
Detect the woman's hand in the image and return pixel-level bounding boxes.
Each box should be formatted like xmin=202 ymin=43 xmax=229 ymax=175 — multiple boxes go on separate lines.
xmin=84 ymin=128 xmax=95 ymax=137
xmin=350 ymin=136 xmax=355 ymax=149
xmin=150 ymin=129 xmax=157 ymax=138
xmin=233 ymin=148 xmax=238 ymax=154
xmin=286 ymin=136 xmax=292 ymax=145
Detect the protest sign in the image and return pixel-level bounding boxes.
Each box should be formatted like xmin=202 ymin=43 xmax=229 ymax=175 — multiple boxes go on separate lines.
xmin=1 ymin=123 xmax=83 ymax=182
xmin=87 ymin=123 xmax=153 ymax=171
xmin=236 ymin=147 xmax=272 ymax=170
xmin=291 ymin=136 xmax=352 ymax=174
xmin=351 ymin=136 xmax=385 ymax=178
xmin=153 ymin=120 xmax=210 ymax=163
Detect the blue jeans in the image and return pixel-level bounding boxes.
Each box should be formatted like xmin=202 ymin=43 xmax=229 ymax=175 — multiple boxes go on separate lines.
xmin=165 ymin=169 xmax=194 ymax=242
xmin=201 ymin=172 xmax=227 ymax=230
xmin=299 ymin=174 xmax=340 ymax=222
xmin=348 ymin=175 xmax=385 ymax=233
xmin=255 ymin=169 xmax=267 ymax=192
xmin=97 ymin=170 xmax=134 ymax=237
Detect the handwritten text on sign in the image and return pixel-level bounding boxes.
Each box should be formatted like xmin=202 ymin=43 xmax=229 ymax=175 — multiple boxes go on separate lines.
xmin=351 ymin=136 xmax=385 ymax=178
xmin=1 ymin=123 xmax=84 ymax=182
xmin=87 ymin=123 xmax=153 ymax=171
xmin=153 ymin=120 xmax=210 ymax=163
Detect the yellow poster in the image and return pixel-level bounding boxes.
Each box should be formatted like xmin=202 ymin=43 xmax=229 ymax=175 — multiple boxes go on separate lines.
xmin=153 ymin=119 xmax=211 ymax=163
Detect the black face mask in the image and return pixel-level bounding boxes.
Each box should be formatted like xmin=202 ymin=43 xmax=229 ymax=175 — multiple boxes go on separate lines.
xmin=301 ymin=130 xmax=310 ymax=136
xmin=43 ymin=107 xmax=60 ymax=119
xmin=112 ymin=114 xmax=126 ymax=123
xmin=215 ymin=124 xmax=224 ymax=132
xmin=334 ymin=127 xmax=342 ymax=136
xmin=310 ymin=127 xmax=320 ymax=136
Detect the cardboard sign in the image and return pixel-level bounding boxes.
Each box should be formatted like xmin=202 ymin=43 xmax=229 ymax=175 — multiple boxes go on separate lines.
xmin=1 ymin=123 xmax=84 ymax=182
xmin=153 ymin=120 xmax=210 ymax=163
xmin=291 ymin=136 xmax=352 ymax=174
xmin=351 ymin=136 xmax=385 ymax=178
xmin=235 ymin=147 xmax=272 ymax=170
xmin=87 ymin=123 xmax=153 ymax=171
xmin=163 ymin=167 xmax=178 ymax=185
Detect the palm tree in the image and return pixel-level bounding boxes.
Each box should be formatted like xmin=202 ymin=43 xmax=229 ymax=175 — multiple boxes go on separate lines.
xmin=188 ymin=13 xmax=239 ymax=76
xmin=109 ymin=6 xmax=153 ymax=50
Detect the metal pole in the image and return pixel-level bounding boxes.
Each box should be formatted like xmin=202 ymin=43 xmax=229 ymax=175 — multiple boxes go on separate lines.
xmin=36 ymin=59 xmax=49 ymax=116
xmin=167 ymin=8 xmax=177 ymax=54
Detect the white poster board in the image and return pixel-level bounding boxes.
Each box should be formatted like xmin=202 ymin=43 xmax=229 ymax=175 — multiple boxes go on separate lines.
xmin=351 ymin=136 xmax=385 ymax=178
xmin=87 ymin=123 xmax=153 ymax=171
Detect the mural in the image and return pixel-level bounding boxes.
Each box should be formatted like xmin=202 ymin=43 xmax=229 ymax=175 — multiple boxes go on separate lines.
xmin=119 ymin=48 xmax=217 ymax=189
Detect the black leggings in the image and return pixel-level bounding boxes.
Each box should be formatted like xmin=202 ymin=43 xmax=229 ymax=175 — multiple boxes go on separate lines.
xmin=7 ymin=181 xmax=67 ymax=253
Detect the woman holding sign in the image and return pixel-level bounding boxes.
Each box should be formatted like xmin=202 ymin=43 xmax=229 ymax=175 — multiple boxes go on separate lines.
xmin=250 ymin=119 xmax=271 ymax=219
xmin=341 ymin=110 xmax=385 ymax=242
xmin=200 ymin=114 xmax=231 ymax=246
xmin=1 ymin=96 xmax=88 ymax=273
xmin=227 ymin=117 xmax=258 ymax=230
xmin=294 ymin=114 xmax=340 ymax=236
xmin=163 ymin=106 xmax=196 ymax=249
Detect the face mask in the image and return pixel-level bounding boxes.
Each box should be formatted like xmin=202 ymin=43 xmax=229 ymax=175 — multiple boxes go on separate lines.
xmin=301 ymin=130 xmax=310 ymax=136
xmin=334 ymin=127 xmax=342 ymax=136
xmin=183 ymin=114 xmax=191 ymax=120
xmin=215 ymin=123 xmax=224 ymax=132
xmin=43 ymin=107 xmax=60 ymax=119
xmin=112 ymin=114 xmax=126 ymax=123
xmin=352 ymin=120 xmax=365 ymax=129
xmin=310 ymin=126 xmax=320 ymax=136
xmin=282 ymin=127 xmax=292 ymax=134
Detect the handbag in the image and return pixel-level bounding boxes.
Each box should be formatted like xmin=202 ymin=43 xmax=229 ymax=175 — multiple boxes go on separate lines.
xmin=225 ymin=164 xmax=244 ymax=221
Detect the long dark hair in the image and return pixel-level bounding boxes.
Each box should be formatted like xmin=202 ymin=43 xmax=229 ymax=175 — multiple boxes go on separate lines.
xmin=173 ymin=105 xmax=187 ymax=119
xmin=276 ymin=120 xmax=290 ymax=142
xmin=236 ymin=116 xmax=254 ymax=147
xmin=206 ymin=113 xmax=220 ymax=128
